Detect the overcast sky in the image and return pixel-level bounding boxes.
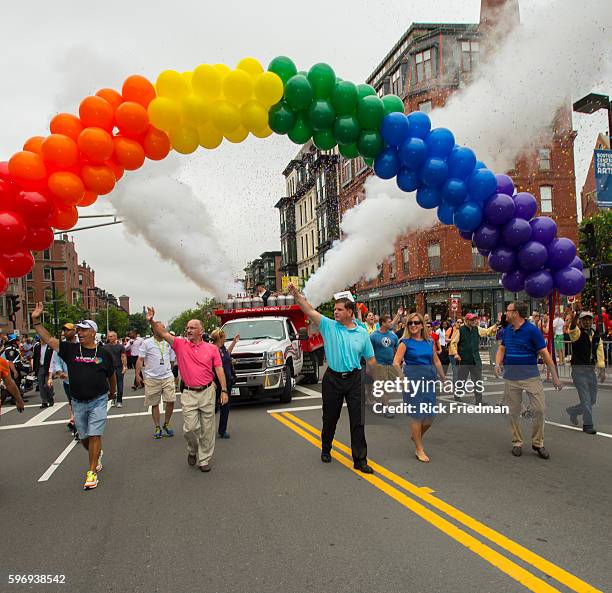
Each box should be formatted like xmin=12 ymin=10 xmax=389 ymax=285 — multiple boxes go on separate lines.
xmin=1 ymin=1 xmax=608 ymax=322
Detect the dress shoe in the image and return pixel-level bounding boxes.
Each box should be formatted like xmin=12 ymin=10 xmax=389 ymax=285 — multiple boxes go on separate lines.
xmin=187 ymin=453 xmax=197 ymax=466
xmin=199 ymin=464 xmax=211 ymax=472
xmin=532 ymin=446 xmax=550 ymax=459
xmin=583 ymin=426 xmax=597 ymax=435
xmin=39 ymin=402 xmax=48 ymax=409
xmin=320 ymin=453 xmax=332 ymax=463
xmin=566 ymin=407 xmax=579 ymax=426
xmin=511 ymin=446 xmax=522 ymax=457
xmin=354 ymin=462 xmax=374 ymax=474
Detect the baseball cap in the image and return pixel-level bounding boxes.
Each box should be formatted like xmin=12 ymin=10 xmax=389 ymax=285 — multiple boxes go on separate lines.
xmin=579 ymin=311 xmax=594 ymax=319
xmin=464 ymin=313 xmax=478 ymax=320
xmin=62 ymin=323 xmax=75 ymax=330
xmin=76 ymin=320 xmax=98 ymax=332
xmin=7 ymin=333 xmax=18 ymax=341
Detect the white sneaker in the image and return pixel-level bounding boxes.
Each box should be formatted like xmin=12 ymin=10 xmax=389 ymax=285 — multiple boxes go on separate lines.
xmin=96 ymin=450 xmax=103 ymax=472
xmin=111 ymin=400 xmax=116 ymax=407
xmin=116 ymin=402 xmax=123 ymax=408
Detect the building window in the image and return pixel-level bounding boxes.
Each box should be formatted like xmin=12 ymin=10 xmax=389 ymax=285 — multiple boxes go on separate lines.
xmin=427 ymin=242 xmax=441 ymax=273
xmin=389 ymin=258 xmax=397 ymax=279
xmin=72 ymin=290 xmax=82 ymax=304
xmin=538 ymin=148 xmax=551 ymax=171
xmin=540 ymin=186 xmax=553 ymax=213
xmin=402 ymin=247 xmax=410 ymax=274
xmin=461 ymin=40 xmax=479 ymax=72
xmin=311 ymin=229 xmax=315 ymax=253
xmin=391 ymin=67 xmax=403 ymax=95
xmin=43 ymin=249 xmax=50 ymax=260
xmin=472 ymin=246 xmax=486 ymax=270
xmin=378 ymin=264 xmax=384 ymax=281
xmin=44 ymin=289 xmax=53 ymax=303
xmin=27 ymin=271 xmax=33 ymax=280
xmin=341 ymin=159 xmax=352 ymax=185
xmin=419 ymin=100 xmax=432 ymax=113
xmin=305 ymin=234 xmax=309 ymax=258
xmin=415 ymin=49 xmax=433 ymax=83
xmin=43 ymin=267 xmax=52 ymax=281
xmin=354 ymin=156 xmax=366 ymax=174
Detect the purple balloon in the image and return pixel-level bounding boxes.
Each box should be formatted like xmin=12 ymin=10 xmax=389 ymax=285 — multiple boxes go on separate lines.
xmin=518 ymin=241 xmax=548 ymax=271
xmin=474 ymin=223 xmax=501 ymax=251
xmin=488 ymin=246 xmax=516 ymax=273
xmin=459 ymin=230 xmax=473 ymax=240
xmin=524 ymin=270 xmax=554 ymax=298
xmin=477 ymin=247 xmax=490 ymax=257
xmin=547 ymin=238 xmax=577 ymax=270
xmin=454 ymin=201 xmax=483 ymax=232
xmin=513 ymin=192 xmax=538 ymax=220
xmin=529 ymin=216 xmax=557 ymax=245
xmin=502 ymin=269 xmax=526 ymax=292
xmin=502 ymin=217 xmax=532 ymax=247
xmin=484 ymin=193 xmax=515 ymax=225
xmin=570 ymin=255 xmax=584 ymax=270
xmin=554 ymin=266 xmax=586 ymax=296
xmin=496 ymin=174 xmax=515 ymax=197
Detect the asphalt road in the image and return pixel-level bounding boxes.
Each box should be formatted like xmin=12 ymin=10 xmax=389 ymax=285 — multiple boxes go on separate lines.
xmin=0 ymin=368 xmax=610 ymax=593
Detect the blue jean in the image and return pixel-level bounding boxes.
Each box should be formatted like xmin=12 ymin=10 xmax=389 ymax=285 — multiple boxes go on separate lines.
xmin=569 ymin=367 xmax=598 ymax=427
xmin=114 ymin=368 xmax=124 ymax=402
xmin=72 ymin=394 xmax=108 ymax=439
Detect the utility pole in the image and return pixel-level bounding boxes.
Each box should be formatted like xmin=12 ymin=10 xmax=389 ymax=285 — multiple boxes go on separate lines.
xmin=50 ymin=266 xmax=68 ymax=337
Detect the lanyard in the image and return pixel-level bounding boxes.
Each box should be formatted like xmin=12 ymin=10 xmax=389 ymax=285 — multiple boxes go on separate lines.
xmin=156 ymin=340 xmax=167 ymax=363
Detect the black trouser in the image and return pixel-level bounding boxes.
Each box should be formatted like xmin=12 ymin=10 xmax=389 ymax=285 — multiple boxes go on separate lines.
xmin=456 ymin=363 xmax=483 ymax=403
xmin=215 ymin=383 xmax=231 ymax=435
xmin=321 ymin=368 xmax=367 ymax=465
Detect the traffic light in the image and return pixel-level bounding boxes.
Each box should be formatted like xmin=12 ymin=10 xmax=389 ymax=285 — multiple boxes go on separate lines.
xmin=6 ymin=295 xmax=20 ymax=322
xmin=578 ymin=222 xmax=597 ymax=261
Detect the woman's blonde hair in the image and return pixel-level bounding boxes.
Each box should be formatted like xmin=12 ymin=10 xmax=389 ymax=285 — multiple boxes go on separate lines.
xmin=209 ymin=328 xmax=226 ymax=344
xmin=401 ymin=312 xmax=430 ymax=341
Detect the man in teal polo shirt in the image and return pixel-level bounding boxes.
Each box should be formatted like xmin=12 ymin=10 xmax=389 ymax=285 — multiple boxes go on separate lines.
xmin=287 ymin=284 xmax=376 ymax=474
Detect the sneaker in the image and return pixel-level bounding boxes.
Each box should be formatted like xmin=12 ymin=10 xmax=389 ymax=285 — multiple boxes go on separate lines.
xmin=111 ymin=400 xmax=116 ymax=407
xmin=218 ymin=432 xmax=230 ymax=439
xmin=566 ymin=407 xmax=579 ymax=426
xmin=67 ymin=421 xmax=75 ymax=433
xmin=96 ymin=450 xmax=103 ymax=472
xmin=116 ymin=402 xmax=123 ymax=408
xmin=583 ymin=426 xmax=597 ymax=435
xmin=163 ymin=423 xmax=174 ymax=437
xmin=74 ymin=431 xmax=80 ymax=442
xmin=83 ymin=471 xmax=98 ymax=490
xmin=39 ymin=402 xmax=48 ymax=409
xmin=153 ymin=426 xmax=163 ymax=439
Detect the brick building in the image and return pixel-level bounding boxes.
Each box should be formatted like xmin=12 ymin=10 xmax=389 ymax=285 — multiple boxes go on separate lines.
xmin=581 ymin=133 xmax=611 ymax=218
xmin=78 ymin=261 xmax=97 ymax=313
xmin=243 ymin=251 xmax=283 ymax=293
xmin=0 ymin=277 xmax=28 ymax=336
xmin=340 ymin=0 xmax=579 ymax=321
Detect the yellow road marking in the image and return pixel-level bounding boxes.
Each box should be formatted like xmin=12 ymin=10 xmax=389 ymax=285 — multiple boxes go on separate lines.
xmin=273 ymin=412 xmax=602 ymax=593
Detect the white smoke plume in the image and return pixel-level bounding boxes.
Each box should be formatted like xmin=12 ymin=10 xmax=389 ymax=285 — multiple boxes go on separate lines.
xmin=304 ymin=176 xmax=437 ymax=306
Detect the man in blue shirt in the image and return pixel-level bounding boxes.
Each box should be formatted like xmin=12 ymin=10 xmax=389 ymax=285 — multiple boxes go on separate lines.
xmin=288 ymin=283 xmax=376 ymax=474
xmin=369 ymin=314 xmax=399 ymax=418
xmin=495 ymin=301 xmax=562 ymax=459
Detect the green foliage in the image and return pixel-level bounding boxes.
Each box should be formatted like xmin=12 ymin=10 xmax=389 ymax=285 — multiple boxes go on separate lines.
xmin=128 ymin=313 xmax=149 ymax=336
xmin=95 ymin=306 xmax=129 ymax=337
xmin=41 ymin=298 xmax=88 ymax=337
xmin=578 ymin=210 xmax=612 ymax=307
xmin=168 ymin=299 xmax=220 ymax=335
xmin=317 ymin=298 xmax=336 ymax=320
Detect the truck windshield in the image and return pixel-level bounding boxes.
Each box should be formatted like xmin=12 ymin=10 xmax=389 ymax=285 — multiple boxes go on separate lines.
xmin=223 ymin=320 xmax=285 ymax=341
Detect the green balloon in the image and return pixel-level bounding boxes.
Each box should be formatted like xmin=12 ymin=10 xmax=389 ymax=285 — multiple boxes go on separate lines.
xmin=267 ymin=56 xmax=297 ymax=85
xmin=382 ymin=94 xmax=405 ymax=115
xmin=284 ymin=74 xmax=314 ymax=111
xmin=358 ymin=130 xmax=384 ymax=158
xmin=307 ymin=63 xmax=336 ymax=99
xmin=333 ymin=114 xmax=361 ymax=144
xmin=338 ymin=143 xmax=359 ymax=159
xmin=288 ymin=113 xmax=313 ymax=144
xmin=331 ymin=81 xmax=358 ymax=116
xmin=357 ymin=95 xmax=385 ymax=130
xmin=313 ymin=129 xmax=337 ymax=151
xmin=307 ymin=100 xmax=335 ymax=131
xmin=268 ymin=101 xmax=296 ymax=135
xmin=357 ymin=83 xmax=377 ymax=100
xmin=364 ymin=157 xmax=374 ymax=167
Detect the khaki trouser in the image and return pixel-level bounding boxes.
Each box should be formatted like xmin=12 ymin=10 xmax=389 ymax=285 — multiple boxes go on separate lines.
xmin=181 ymin=385 xmax=216 ymax=466
xmin=504 ymin=377 xmax=545 ymax=448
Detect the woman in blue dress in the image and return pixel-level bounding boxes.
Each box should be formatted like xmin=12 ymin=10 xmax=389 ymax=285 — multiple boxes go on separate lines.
xmin=393 ymin=312 xmax=446 ymax=462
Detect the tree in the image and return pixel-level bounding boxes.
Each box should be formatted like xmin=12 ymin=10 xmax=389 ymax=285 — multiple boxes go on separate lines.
xmin=169 ymin=299 xmax=220 ymax=335
xmin=128 ymin=312 xmax=149 ymax=336
xmin=41 ymin=298 xmax=88 ymax=336
xmin=578 ymin=210 xmax=612 ymax=308
xmin=95 ymin=306 xmax=129 ymax=337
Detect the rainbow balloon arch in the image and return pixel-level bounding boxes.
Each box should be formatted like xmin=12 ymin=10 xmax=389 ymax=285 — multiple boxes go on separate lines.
xmin=0 ymin=56 xmax=585 ymax=299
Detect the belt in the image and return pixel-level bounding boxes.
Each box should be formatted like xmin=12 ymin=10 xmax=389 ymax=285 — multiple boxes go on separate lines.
xmin=327 ymin=368 xmax=360 ymax=379
xmin=184 ymin=381 xmax=213 ymax=392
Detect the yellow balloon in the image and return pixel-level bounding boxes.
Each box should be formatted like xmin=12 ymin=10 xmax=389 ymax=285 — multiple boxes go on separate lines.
xmin=254 ymin=72 xmax=284 ymax=106
xmin=182 ymin=94 xmax=210 ymax=126
xmin=192 ymin=64 xmax=222 ymax=99
xmin=211 ymin=100 xmax=240 ymax=134
xmin=169 ymin=125 xmax=199 ymax=154
xmin=252 ymin=125 xmax=273 ymax=139
xmin=240 ymin=100 xmax=268 ymax=133
xmin=223 ymin=70 xmax=253 ymax=105
xmin=237 ymin=57 xmax=264 ymax=78
xmin=156 ymin=70 xmax=189 ymax=100
xmin=182 ymin=71 xmax=193 ymax=85
xmin=147 ymin=97 xmax=182 ymax=132
xmin=224 ymin=125 xmax=249 ymax=144
xmin=214 ymin=63 xmax=231 ymax=77
xmin=198 ymin=125 xmax=223 ymax=150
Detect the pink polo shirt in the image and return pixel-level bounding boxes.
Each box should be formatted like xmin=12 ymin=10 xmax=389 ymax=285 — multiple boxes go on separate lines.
xmin=171 ymin=337 xmax=222 ymax=387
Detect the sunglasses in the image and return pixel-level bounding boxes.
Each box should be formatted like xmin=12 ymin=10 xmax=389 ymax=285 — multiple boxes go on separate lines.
xmin=407 ymin=321 xmax=422 ymax=326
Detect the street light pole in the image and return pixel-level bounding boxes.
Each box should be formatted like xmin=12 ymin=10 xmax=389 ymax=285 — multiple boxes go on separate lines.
xmin=49 ymin=266 xmax=68 ymax=337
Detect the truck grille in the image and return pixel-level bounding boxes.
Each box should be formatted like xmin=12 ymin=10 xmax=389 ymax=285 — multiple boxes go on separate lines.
xmin=233 ymin=352 xmax=265 ymax=372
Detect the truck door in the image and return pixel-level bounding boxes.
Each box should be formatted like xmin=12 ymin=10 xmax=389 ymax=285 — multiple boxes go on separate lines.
xmin=286 ymin=319 xmax=303 ymax=374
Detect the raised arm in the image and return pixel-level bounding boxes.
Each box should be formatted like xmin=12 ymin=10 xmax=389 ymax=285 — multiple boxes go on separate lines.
xmin=145 ymin=306 xmax=175 ymax=345
xmin=286 ymin=283 xmax=322 ymax=325
xmin=30 ymin=302 xmax=60 ymax=352
xmin=390 ymin=307 xmax=403 ymax=329
xmin=227 ymin=334 xmax=240 ymax=354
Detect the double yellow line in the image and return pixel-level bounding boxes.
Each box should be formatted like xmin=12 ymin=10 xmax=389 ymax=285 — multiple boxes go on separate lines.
xmin=271 ymin=411 xmax=602 ymax=593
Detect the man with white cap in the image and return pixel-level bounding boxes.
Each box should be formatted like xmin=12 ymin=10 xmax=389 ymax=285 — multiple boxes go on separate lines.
xmin=30 ymin=304 xmax=116 ymax=490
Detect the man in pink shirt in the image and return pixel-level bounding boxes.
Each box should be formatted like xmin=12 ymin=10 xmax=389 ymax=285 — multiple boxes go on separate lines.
xmin=146 ymin=307 xmax=228 ymax=472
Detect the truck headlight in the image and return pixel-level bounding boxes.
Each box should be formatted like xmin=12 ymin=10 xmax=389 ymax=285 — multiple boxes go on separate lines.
xmin=266 ymin=351 xmax=284 ymax=367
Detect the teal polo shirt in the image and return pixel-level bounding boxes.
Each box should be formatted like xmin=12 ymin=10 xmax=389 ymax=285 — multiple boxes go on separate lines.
xmin=319 ymin=316 xmax=375 ymax=372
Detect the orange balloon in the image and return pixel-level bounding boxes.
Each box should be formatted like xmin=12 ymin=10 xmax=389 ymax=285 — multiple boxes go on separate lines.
xmin=8 ymin=151 xmax=47 ymax=187
xmin=77 ymin=127 xmax=114 ymax=163
xmin=49 ymin=113 xmax=83 ymax=141
xmin=122 ymin=75 xmax=157 ymax=108
xmin=105 ymin=160 xmax=124 ymax=181
xmin=78 ymin=191 xmax=98 ymax=207
xmin=48 ymin=171 xmax=85 ymax=205
xmin=143 ymin=127 xmax=171 ymax=160
xmin=115 ymin=101 xmax=150 ymax=137
xmin=79 ymin=96 xmax=114 ymax=131
xmin=41 ymin=134 xmax=79 ymax=169
xmin=23 ymin=136 xmax=45 ymax=154
xmin=96 ymin=88 xmax=123 ymax=110
xmin=81 ymin=165 xmax=116 ymax=195
xmin=50 ymin=204 xmax=78 ymax=230
xmin=113 ymin=137 xmax=145 ymax=170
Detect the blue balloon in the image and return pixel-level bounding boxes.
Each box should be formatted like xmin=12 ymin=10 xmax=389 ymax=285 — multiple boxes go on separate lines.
xmin=406 ymin=111 xmax=431 ymax=139
xmin=396 ymin=167 xmax=419 ymax=192
xmin=374 ymin=147 xmax=400 ymax=179
xmin=437 ymin=203 xmax=455 ymax=225
xmin=454 ymin=201 xmax=483 ymax=232
xmin=459 ymin=230 xmax=474 ymax=240
xmin=380 ymin=113 xmax=410 ymax=147
xmin=420 ymin=157 xmax=448 ymax=188
xmin=426 ymin=128 xmax=456 ymax=158
xmin=467 ymin=168 xmax=497 ymax=202
xmin=447 ymin=146 xmax=477 ymax=180
xmin=441 ymin=178 xmax=468 ymax=206
xmin=475 ymin=160 xmax=487 ymax=170
xmin=398 ymin=137 xmax=428 ymax=170
xmin=416 ymin=187 xmax=441 ymax=209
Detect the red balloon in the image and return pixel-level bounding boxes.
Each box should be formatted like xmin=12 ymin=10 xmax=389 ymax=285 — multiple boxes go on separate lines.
xmin=78 ymin=191 xmax=98 ymax=207
xmin=50 ymin=204 xmax=78 ymax=230
xmin=0 ymin=249 xmax=34 ymax=277
xmin=0 ymin=269 xmax=7 ymax=294
xmin=8 ymin=151 xmax=47 ymax=189
xmin=0 ymin=211 xmax=28 ymax=248
xmin=0 ymin=178 xmax=19 ymax=211
xmin=14 ymin=191 xmax=53 ymax=225
xmin=24 ymin=226 xmax=55 ymax=251
xmin=0 ymin=161 xmax=10 ymax=181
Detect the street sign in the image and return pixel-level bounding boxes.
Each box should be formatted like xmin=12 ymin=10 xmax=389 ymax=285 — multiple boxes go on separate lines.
xmin=594 ymin=149 xmax=612 ymax=208
xmin=451 ymin=303 xmax=458 ymax=311
xmin=567 ymin=296 xmax=576 ymax=304
xmin=282 ymin=276 xmax=301 ymax=290
xmin=451 ymin=298 xmax=459 ymax=306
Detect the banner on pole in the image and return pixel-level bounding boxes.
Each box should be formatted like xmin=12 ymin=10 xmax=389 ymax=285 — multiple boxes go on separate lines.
xmin=594 ymin=149 xmax=612 ymax=208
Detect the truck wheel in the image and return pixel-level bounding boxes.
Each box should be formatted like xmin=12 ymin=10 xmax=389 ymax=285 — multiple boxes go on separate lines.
xmin=302 ymin=357 xmax=320 ymax=384
xmin=280 ymin=365 xmax=293 ymax=403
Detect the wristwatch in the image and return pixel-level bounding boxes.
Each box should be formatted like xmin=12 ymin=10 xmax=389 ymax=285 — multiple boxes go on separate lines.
xmin=221 ymin=390 xmax=228 ymax=394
